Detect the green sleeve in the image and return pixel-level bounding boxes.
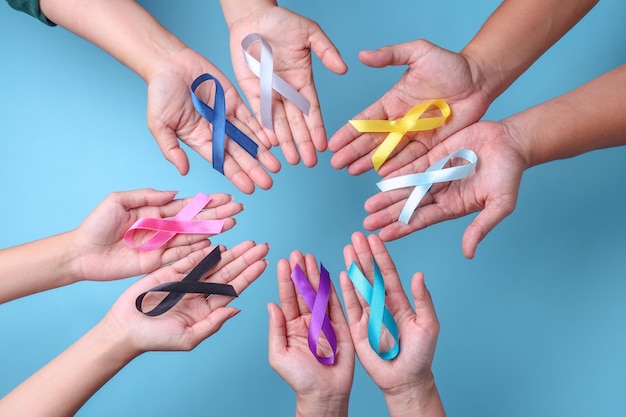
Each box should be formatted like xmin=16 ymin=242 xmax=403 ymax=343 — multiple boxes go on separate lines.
xmin=6 ymin=0 xmax=56 ymax=26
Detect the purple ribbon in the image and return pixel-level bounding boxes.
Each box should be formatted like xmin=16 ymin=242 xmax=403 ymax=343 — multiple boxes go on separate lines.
xmin=290 ymin=263 xmax=337 ymax=365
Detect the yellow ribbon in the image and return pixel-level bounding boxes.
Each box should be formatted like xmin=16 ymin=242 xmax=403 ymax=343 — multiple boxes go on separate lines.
xmin=349 ymin=100 xmax=451 ymax=171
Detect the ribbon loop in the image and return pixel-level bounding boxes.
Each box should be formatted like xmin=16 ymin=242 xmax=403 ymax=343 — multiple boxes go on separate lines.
xmin=350 ymin=100 xmax=451 ymax=171
xmin=241 ymin=33 xmax=311 ymax=131
xmin=378 ymin=148 xmax=478 ymax=224
xmin=190 ymin=73 xmax=259 ymax=174
xmin=124 ymin=192 xmax=225 ymax=251
xmin=136 ymin=246 xmax=237 ymax=317
xmin=347 ymin=260 xmax=399 ymax=360
xmin=290 ymin=263 xmax=338 ymax=365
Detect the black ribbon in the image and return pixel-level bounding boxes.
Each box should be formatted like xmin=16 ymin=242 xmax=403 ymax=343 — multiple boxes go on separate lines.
xmin=135 ymin=247 xmax=237 ymax=316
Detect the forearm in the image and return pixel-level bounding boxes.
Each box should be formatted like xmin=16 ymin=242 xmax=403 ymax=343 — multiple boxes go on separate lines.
xmin=382 ymin=374 xmax=445 ymax=417
xmin=462 ymin=0 xmax=598 ymax=102
xmin=218 ymin=0 xmax=276 ymax=27
xmin=0 ymin=318 xmax=136 ymax=417
xmin=294 ymin=394 xmax=350 ymax=417
xmin=504 ymin=64 xmax=626 ymax=168
xmin=39 ymin=0 xmax=186 ymax=81
xmin=0 ymin=231 xmax=79 ymax=304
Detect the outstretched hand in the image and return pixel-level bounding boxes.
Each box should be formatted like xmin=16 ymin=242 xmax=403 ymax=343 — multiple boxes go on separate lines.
xmin=329 ymin=39 xmax=490 ymax=176
xmin=72 ymin=189 xmax=242 ymax=282
xmin=364 ymin=121 xmax=527 ymax=258
xmin=103 ymin=240 xmax=269 ymax=354
xmin=340 ymin=232 xmax=445 ymax=416
xmin=147 ymin=48 xmax=281 ymax=193
xmin=268 ymin=251 xmax=354 ymax=416
xmin=228 ymin=5 xmax=347 ymax=167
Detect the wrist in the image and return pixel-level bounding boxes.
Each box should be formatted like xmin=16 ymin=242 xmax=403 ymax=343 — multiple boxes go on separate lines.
xmin=295 ymin=392 xmax=350 ymax=417
xmin=95 ymin=312 xmax=145 ymax=363
xmin=459 ymin=45 xmax=505 ymax=105
xmin=382 ymin=372 xmax=445 ymax=417
xmin=219 ymin=0 xmax=277 ymax=28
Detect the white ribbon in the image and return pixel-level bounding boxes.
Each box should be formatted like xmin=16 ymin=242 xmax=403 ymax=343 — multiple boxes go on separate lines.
xmin=377 ymin=148 xmax=478 ymax=224
xmin=241 ymin=33 xmax=311 ymax=130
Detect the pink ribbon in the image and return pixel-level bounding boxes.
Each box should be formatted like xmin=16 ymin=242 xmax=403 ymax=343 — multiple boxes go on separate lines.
xmin=124 ymin=193 xmax=226 ymax=251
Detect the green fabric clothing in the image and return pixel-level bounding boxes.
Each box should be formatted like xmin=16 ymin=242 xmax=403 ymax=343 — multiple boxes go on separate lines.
xmin=6 ymin=0 xmax=55 ymax=26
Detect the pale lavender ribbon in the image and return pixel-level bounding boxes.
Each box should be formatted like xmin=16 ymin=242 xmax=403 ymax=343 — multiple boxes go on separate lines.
xmin=241 ymin=33 xmax=311 ymax=130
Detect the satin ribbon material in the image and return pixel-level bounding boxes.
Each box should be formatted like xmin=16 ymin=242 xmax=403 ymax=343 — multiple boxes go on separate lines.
xmin=241 ymin=33 xmax=311 ymax=131
xmin=136 ymin=246 xmax=237 ymax=316
xmin=349 ymin=100 xmax=451 ymax=171
xmin=290 ymin=263 xmax=338 ymax=365
xmin=347 ymin=260 xmax=399 ymax=360
xmin=377 ymin=148 xmax=478 ymax=224
xmin=190 ymin=73 xmax=259 ymax=174
xmin=124 ymin=192 xmax=225 ymax=251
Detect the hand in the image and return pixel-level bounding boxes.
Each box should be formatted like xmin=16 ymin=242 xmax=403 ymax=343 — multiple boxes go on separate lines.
xmin=328 ymin=39 xmax=490 ymax=176
xmin=227 ymin=5 xmax=347 ymax=167
xmin=339 ymin=232 xmax=444 ymax=417
xmin=268 ymin=251 xmax=354 ymax=417
xmin=146 ymin=48 xmax=281 ymax=193
xmin=102 ymin=240 xmax=269 ymax=354
xmin=363 ymin=120 xmax=527 ymax=258
xmin=72 ymin=189 xmax=243 ymax=282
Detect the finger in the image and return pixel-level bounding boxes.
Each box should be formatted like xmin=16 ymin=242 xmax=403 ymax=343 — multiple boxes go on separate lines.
xmin=267 ymin=302 xmax=289 ymax=359
xmin=358 ymin=41 xmax=416 ymax=69
xmin=309 ymin=24 xmax=348 ymax=75
xmin=366 ymin=234 xmax=412 ymax=314
xmin=338 ymin=272 xmax=364 ymax=334
xmin=208 ymin=241 xmax=270 ymax=284
xmin=462 ymin=201 xmax=513 ymax=259
xmin=284 ymin=100 xmax=319 ymax=167
xmin=350 ymin=231 xmax=376 ymax=280
xmin=411 ymin=272 xmax=439 ymax=333
xmin=207 ymin=258 xmax=269 ymax=310
xmin=161 ymin=239 xmax=213 ymax=265
xmin=271 ymin=99 xmax=302 ymax=165
xmin=112 ymin=189 xmax=178 ymax=212
xmin=147 ymin=125 xmax=191 ymax=176
xmin=276 ymin=258 xmax=301 ymax=322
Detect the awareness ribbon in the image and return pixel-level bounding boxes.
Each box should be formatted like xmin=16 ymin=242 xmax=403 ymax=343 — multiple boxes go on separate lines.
xmin=124 ymin=192 xmax=225 ymax=251
xmin=349 ymin=100 xmax=451 ymax=171
xmin=378 ymin=148 xmax=478 ymax=224
xmin=135 ymin=246 xmax=237 ymax=317
xmin=347 ymin=260 xmax=399 ymax=360
xmin=290 ymin=263 xmax=337 ymax=365
xmin=241 ymin=33 xmax=311 ymax=130
xmin=190 ymin=73 xmax=259 ymax=174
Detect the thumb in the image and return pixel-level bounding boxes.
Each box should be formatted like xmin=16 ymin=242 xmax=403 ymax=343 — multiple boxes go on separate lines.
xmin=148 ymin=125 xmax=190 ymax=176
xmin=358 ymin=41 xmax=416 ymax=69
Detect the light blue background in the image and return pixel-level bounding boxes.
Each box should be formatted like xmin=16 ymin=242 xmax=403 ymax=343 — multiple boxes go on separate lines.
xmin=1 ymin=1 xmax=626 ymax=416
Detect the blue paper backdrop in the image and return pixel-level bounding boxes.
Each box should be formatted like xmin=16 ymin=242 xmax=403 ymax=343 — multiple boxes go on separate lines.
xmin=1 ymin=1 xmax=626 ymax=416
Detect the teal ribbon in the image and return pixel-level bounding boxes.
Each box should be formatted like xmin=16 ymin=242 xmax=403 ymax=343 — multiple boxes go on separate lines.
xmin=347 ymin=260 xmax=399 ymax=360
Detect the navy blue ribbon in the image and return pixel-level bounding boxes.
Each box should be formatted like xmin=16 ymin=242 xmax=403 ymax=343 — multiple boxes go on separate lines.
xmin=190 ymin=73 xmax=259 ymax=174
xmin=136 ymin=246 xmax=237 ymax=317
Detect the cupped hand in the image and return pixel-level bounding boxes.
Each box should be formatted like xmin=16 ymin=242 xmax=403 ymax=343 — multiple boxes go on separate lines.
xmin=103 ymin=240 xmax=269 ymax=355
xmin=329 ymin=39 xmax=490 ymax=176
xmin=364 ymin=120 xmax=527 ymax=258
xmin=228 ymin=5 xmax=347 ymax=167
xmin=72 ymin=189 xmax=242 ymax=282
xmin=268 ymin=251 xmax=354 ymax=407
xmin=146 ymin=47 xmax=281 ymax=193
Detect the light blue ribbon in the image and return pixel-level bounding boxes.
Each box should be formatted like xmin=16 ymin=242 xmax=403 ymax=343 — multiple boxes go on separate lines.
xmin=377 ymin=148 xmax=478 ymax=223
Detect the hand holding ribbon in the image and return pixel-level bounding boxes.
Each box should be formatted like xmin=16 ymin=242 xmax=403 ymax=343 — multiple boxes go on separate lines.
xmin=190 ymin=73 xmax=259 ymax=174
xmin=135 ymin=246 xmax=237 ymax=316
xmin=378 ymin=148 xmax=478 ymax=223
xmin=241 ymin=33 xmax=311 ymax=131
xmin=349 ymin=100 xmax=451 ymax=171
xmin=290 ymin=263 xmax=338 ymax=365
xmin=124 ymin=192 xmax=226 ymax=251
